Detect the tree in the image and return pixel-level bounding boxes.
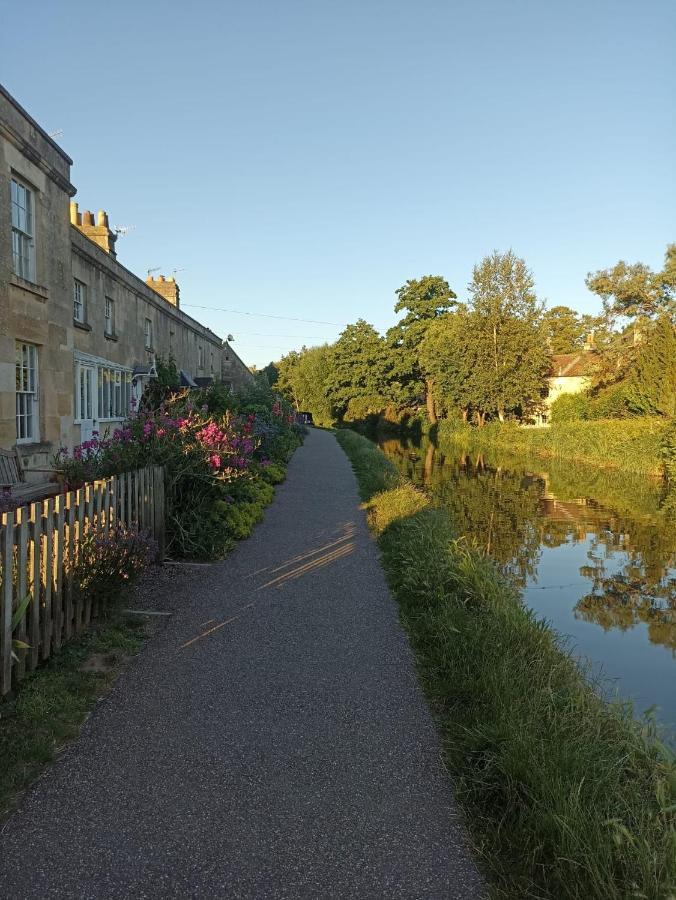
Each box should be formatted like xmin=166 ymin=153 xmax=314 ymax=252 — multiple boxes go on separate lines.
xmin=325 ymin=319 xmax=390 ymax=419
xmin=261 ymin=361 xmax=279 ymax=386
xmin=467 ymin=251 xmax=549 ymax=423
xmin=542 ymin=305 xmax=586 ymax=354
xmin=585 ymin=243 xmax=676 ymax=321
xmin=625 ymin=314 xmax=676 ymax=417
xmin=276 ymin=345 xmax=335 ymax=425
xmin=386 ymin=275 xmax=457 ymax=423
xmin=419 ymin=307 xmax=477 ymax=422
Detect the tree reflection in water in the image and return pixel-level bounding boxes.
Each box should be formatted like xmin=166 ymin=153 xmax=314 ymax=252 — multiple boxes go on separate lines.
xmin=378 ymin=436 xmax=676 ymax=654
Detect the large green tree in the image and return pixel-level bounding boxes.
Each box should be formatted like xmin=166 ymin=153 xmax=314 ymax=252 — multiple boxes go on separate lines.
xmin=586 ymin=243 xmax=676 ymax=320
xmin=326 ymin=319 xmax=390 ymax=419
xmin=386 ymin=275 xmax=457 ymax=423
xmin=542 ymin=305 xmax=586 ymax=354
xmin=276 ymin=344 xmax=335 ymax=425
xmin=419 ymin=307 xmax=478 ymax=422
xmin=625 ymin=314 xmax=676 ymax=417
xmin=467 ymin=250 xmax=550 ymax=423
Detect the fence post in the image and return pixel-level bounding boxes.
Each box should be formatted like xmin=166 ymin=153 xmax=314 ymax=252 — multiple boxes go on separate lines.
xmin=53 ymin=495 xmax=64 ymax=651
xmin=42 ymin=498 xmax=54 ymax=659
xmin=64 ymin=492 xmax=75 ymax=640
xmin=1 ymin=511 xmax=14 ymax=695
xmin=29 ymin=501 xmax=42 ymax=670
xmin=75 ymin=488 xmax=85 ymax=633
xmin=16 ymin=507 xmax=28 ymax=681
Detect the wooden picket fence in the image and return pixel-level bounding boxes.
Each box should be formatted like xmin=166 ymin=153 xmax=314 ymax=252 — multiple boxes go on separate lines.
xmin=0 ymin=466 xmax=165 ymax=696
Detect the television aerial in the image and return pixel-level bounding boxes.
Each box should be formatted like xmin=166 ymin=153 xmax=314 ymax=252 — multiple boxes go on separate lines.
xmin=48 ymin=128 xmax=64 ymax=139
xmin=114 ymin=224 xmax=136 ymax=237
xmin=147 ymin=266 xmax=162 ymax=276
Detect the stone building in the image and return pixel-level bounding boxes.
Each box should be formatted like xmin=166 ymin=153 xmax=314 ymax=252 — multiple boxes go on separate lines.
xmin=0 ymin=83 xmax=252 ymax=481
xmin=540 ymin=339 xmax=599 ymax=423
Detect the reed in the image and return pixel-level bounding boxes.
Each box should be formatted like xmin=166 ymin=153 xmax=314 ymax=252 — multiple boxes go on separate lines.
xmin=437 ymin=417 xmax=673 ymax=479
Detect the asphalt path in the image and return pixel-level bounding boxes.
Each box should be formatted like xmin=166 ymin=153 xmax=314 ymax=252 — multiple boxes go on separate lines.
xmin=0 ymin=428 xmax=483 ymax=899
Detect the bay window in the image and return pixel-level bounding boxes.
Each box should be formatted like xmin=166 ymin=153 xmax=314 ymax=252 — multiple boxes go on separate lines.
xmin=74 ymin=358 xmax=132 ymax=424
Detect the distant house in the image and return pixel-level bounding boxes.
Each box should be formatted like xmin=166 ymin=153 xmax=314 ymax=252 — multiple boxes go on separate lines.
xmin=540 ymin=338 xmax=599 ymax=423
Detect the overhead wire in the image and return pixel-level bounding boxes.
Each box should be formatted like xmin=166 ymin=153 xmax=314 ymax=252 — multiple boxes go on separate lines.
xmin=181 ymin=304 xmax=345 ymax=327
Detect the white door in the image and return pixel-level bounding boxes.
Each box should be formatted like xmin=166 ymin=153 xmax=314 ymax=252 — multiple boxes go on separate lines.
xmin=78 ymin=365 xmax=96 ymax=444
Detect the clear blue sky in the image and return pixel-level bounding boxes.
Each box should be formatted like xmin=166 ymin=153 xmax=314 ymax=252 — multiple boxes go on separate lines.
xmin=2 ymin=0 xmax=674 ymax=367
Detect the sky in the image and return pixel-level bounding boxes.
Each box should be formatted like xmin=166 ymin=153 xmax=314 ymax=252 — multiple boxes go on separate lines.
xmin=2 ymin=0 xmax=674 ymax=368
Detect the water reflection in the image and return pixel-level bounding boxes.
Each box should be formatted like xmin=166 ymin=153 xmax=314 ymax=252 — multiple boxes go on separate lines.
xmin=379 ymin=437 xmax=676 ymax=729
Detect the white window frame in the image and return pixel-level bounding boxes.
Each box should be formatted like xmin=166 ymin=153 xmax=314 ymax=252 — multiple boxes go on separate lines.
xmin=73 ymin=279 xmax=87 ymax=323
xmin=74 ymin=355 xmax=133 ymax=425
xmin=104 ymin=297 xmax=114 ymax=335
xmin=144 ymin=317 xmax=153 ymax=350
xmin=11 ymin=178 xmax=35 ymax=282
xmin=16 ymin=341 xmax=39 ymax=443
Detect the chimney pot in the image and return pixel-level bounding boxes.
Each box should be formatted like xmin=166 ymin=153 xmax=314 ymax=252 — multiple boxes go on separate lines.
xmin=97 ymin=209 xmax=108 ymax=227
xmin=70 ymin=201 xmax=79 ymax=225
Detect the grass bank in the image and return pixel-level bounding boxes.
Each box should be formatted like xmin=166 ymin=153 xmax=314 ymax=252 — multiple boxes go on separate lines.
xmin=0 ymin=611 xmax=150 ymax=820
xmin=336 ymin=428 xmax=676 ymax=899
xmin=437 ymin=417 xmax=674 ymax=479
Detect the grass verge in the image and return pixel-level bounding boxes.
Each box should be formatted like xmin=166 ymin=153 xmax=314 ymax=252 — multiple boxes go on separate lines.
xmin=336 ymin=428 xmax=676 ymax=899
xmin=0 ymin=611 xmax=150 ymax=821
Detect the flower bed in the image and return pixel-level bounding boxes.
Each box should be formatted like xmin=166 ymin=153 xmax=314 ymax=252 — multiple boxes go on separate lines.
xmin=54 ymin=384 xmax=305 ymax=559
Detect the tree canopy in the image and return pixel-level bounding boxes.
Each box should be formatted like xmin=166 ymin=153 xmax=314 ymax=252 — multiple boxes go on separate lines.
xmin=268 ymin=245 xmax=673 ymax=430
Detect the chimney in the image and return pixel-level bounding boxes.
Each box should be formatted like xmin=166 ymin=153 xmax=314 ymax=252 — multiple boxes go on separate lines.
xmin=146 ymin=274 xmax=180 ymax=309
xmin=71 ymin=202 xmax=117 ymax=257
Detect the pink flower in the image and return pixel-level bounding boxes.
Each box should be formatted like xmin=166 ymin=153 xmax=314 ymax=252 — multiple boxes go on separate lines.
xmin=208 ymin=454 xmax=221 ymax=469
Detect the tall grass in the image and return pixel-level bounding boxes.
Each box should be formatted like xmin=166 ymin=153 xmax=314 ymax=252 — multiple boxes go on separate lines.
xmin=337 ymin=428 xmax=676 ymax=899
xmin=437 ymin=417 xmax=672 ymax=478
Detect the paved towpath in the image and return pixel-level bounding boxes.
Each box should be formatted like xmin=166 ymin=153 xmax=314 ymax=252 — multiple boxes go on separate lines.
xmin=0 ymin=428 xmax=482 ymax=899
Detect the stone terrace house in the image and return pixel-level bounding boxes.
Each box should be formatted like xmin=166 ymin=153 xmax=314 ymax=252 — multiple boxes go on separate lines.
xmin=0 ymin=84 xmax=252 ymax=482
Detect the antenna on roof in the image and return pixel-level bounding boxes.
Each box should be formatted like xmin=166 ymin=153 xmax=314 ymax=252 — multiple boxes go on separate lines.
xmin=171 ymin=267 xmax=186 ymax=276
xmin=48 ymin=128 xmax=64 ymax=139
xmin=147 ymin=266 xmax=161 ymax=276
xmin=114 ymin=224 xmax=136 ymax=236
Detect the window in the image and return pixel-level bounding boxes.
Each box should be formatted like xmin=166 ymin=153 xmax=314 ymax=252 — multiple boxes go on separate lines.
xmin=198 ymin=345 xmax=204 ymax=369
xmin=75 ymin=361 xmax=132 ymax=422
xmin=16 ymin=342 xmax=38 ymax=443
xmin=144 ymin=318 xmax=153 ymax=350
xmin=73 ymin=279 xmax=87 ymax=323
xmin=11 ymin=178 xmax=35 ymax=281
xmin=105 ymin=297 xmax=114 ymax=335
xmin=210 ymin=352 xmax=214 ymax=375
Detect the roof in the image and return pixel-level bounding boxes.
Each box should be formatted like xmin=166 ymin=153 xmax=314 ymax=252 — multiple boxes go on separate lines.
xmin=549 ymin=351 xmax=599 ymax=378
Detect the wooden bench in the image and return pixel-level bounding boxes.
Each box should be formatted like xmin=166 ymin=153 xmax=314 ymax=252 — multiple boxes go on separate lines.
xmin=0 ymin=447 xmax=60 ymax=504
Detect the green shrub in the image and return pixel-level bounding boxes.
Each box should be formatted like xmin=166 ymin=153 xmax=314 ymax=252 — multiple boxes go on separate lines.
xmin=257 ymin=462 xmax=287 ymax=485
xmin=588 ymin=382 xmax=634 ymax=419
xmin=549 ymin=392 xmax=590 ymax=422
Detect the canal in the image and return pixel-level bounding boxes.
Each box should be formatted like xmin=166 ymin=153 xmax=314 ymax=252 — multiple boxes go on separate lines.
xmin=378 ymin=436 xmax=676 ymax=738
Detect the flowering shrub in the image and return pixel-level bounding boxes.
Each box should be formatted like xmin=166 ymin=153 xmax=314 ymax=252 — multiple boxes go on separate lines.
xmin=53 ymin=385 xmax=304 ymax=560
xmin=72 ymin=526 xmax=157 ymax=609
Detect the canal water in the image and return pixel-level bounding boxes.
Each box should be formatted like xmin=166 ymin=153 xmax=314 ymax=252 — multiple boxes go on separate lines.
xmin=378 ymin=436 xmax=676 ymax=738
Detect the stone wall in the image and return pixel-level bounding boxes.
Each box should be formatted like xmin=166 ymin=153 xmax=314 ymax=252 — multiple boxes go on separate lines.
xmin=0 ymin=86 xmax=76 ymax=472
